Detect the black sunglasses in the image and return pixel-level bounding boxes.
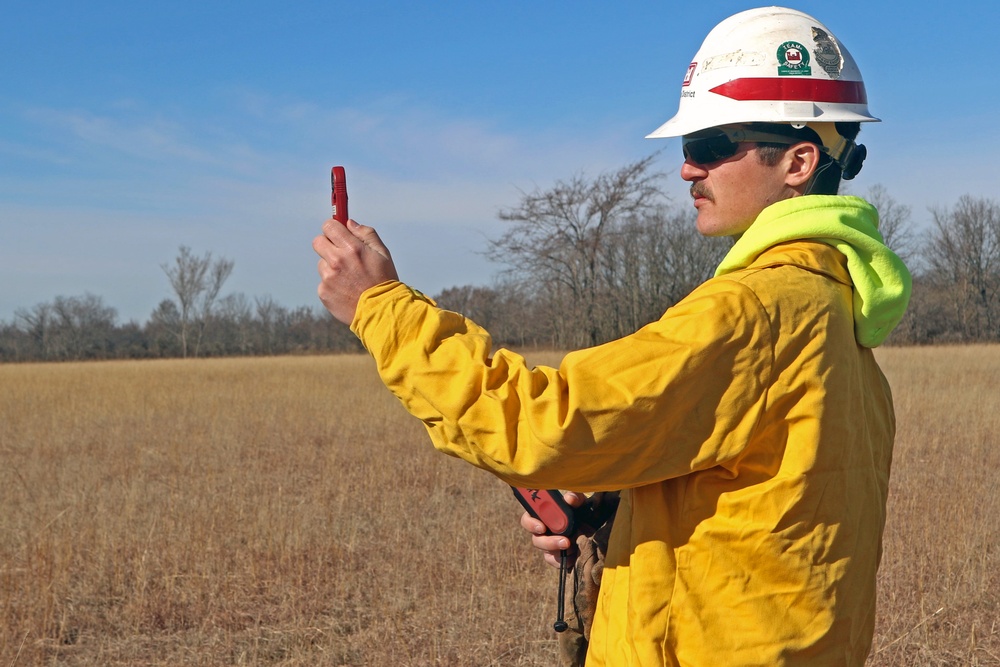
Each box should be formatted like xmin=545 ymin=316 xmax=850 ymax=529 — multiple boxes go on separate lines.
xmin=682 ymin=128 xmax=804 ymax=166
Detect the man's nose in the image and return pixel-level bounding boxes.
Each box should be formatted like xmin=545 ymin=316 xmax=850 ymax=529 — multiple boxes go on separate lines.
xmin=680 ymin=158 xmax=707 ymax=182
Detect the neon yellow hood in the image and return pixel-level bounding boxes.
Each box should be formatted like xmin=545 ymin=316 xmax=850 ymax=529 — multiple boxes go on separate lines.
xmin=715 ymin=195 xmax=912 ymax=347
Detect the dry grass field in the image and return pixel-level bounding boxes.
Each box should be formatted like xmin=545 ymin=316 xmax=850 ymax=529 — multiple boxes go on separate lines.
xmin=0 ymin=347 xmax=997 ymax=666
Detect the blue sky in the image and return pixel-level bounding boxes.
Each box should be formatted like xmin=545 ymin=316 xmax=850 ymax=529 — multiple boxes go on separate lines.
xmin=3 ymin=1 xmax=998 ymax=323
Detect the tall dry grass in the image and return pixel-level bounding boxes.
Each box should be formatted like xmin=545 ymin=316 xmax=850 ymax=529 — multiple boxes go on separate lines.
xmin=1 ymin=355 xmax=559 ymax=666
xmin=869 ymin=346 xmax=1000 ymax=665
xmin=0 ymin=347 xmax=997 ymax=665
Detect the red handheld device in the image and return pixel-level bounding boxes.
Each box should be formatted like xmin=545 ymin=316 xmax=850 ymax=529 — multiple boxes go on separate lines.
xmin=331 ymin=166 xmax=348 ymax=225
xmin=512 ymin=487 xmax=575 ymax=536
xmin=512 ymin=486 xmax=575 ymax=633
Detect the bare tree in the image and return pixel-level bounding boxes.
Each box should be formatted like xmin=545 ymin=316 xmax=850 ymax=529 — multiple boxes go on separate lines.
xmin=50 ymin=294 xmax=118 ymax=359
xmin=925 ymin=196 xmax=1000 ymax=340
xmin=601 ymin=207 xmax=729 ymax=338
xmin=160 ymin=246 xmax=234 ymax=357
xmin=866 ymin=184 xmax=916 ymax=265
xmin=488 ymin=155 xmax=668 ymax=348
xmin=12 ymin=294 xmax=117 ymax=360
xmin=15 ymin=302 xmax=54 ymax=359
xmin=434 ymin=281 xmax=543 ymax=347
xmin=256 ymin=295 xmax=299 ymax=355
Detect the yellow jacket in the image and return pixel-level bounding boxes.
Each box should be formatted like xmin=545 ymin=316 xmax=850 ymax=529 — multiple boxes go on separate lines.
xmin=351 ymin=196 xmax=909 ymax=666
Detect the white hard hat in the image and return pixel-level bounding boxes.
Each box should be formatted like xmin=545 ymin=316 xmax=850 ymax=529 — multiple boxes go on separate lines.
xmin=647 ymin=6 xmax=880 ymax=139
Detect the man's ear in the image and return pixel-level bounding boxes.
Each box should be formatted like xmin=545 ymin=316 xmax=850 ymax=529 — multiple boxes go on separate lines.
xmin=784 ymin=142 xmax=823 ymax=191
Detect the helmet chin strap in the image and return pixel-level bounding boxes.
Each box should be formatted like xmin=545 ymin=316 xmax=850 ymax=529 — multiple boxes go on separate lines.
xmin=803 ymin=160 xmax=833 ymax=195
xmin=809 ymin=123 xmax=868 ymax=180
xmin=803 ymin=141 xmax=865 ymax=195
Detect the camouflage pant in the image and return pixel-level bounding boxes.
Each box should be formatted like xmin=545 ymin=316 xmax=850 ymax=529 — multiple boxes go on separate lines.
xmin=557 ymin=492 xmax=619 ymax=667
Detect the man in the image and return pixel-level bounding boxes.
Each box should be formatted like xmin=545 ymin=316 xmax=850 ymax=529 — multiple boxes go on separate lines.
xmin=313 ymin=7 xmax=911 ymax=666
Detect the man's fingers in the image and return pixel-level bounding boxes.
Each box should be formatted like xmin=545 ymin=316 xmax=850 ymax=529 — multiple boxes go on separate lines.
xmin=519 ymin=512 xmax=571 ymax=549
xmin=563 ymin=491 xmax=587 ymax=508
xmin=312 ymin=233 xmax=335 ymax=260
xmin=320 ymin=218 xmax=395 ymax=267
xmin=321 ymin=217 xmax=350 ymax=241
xmin=533 ymin=533 xmax=572 ymax=552
xmin=519 ymin=511 xmax=547 ymax=535
xmin=346 ymin=219 xmax=393 ymax=261
xmin=543 ymin=552 xmax=563 ymax=569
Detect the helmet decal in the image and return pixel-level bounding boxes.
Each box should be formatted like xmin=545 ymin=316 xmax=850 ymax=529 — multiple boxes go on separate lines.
xmin=682 ymin=62 xmax=697 ymax=86
xmin=777 ymin=41 xmax=811 ymax=76
xmin=811 ymin=27 xmax=843 ymax=79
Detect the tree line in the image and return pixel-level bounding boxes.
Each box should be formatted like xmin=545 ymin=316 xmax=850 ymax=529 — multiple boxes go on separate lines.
xmin=1 ymin=246 xmax=362 ymax=362
xmin=2 ymin=156 xmax=999 ymax=362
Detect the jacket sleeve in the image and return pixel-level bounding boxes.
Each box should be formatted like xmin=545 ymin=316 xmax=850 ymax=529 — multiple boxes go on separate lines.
xmin=350 ymin=279 xmax=773 ymax=492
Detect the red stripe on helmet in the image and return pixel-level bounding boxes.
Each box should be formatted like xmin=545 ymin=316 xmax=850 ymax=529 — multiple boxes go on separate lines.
xmin=709 ymin=78 xmax=867 ymax=104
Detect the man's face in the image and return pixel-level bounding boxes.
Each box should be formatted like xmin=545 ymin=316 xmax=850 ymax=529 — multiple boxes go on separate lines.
xmin=680 ymin=132 xmax=795 ymax=237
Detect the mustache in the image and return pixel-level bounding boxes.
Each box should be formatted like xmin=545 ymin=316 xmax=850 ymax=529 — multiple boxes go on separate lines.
xmin=690 ymin=183 xmax=713 ymax=201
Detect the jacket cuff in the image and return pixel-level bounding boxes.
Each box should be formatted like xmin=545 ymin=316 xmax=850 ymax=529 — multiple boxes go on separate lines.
xmin=350 ymin=281 xmax=436 ymax=350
